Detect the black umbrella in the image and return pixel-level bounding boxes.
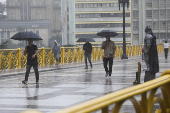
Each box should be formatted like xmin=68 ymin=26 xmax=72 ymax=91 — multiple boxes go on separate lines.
xmin=76 ymin=37 xmax=95 ymax=42
xmin=97 ymin=30 xmax=118 ymax=37
xmin=10 ymin=31 xmax=42 ymax=40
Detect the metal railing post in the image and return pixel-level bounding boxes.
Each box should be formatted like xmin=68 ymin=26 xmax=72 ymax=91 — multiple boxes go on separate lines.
xmin=61 ymin=47 xmax=64 ymax=64
xmin=41 ymin=47 xmax=45 ymax=66
xmin=17 ymin=48 xmax=21 ymax=68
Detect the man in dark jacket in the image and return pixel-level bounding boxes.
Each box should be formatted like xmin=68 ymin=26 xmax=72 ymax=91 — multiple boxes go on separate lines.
xmin=22 ymin=40 xmax=39 ymax=85
xmin=83 ymin=42 xmax=92 ymax=69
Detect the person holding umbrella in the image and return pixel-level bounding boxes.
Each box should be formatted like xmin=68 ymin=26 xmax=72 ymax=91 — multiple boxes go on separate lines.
xmin=22 ymin=40 xmax=39 ymax=84
xmin=83 ymin=41 xmax=92 ymax=69
xmin=101 ymin=35 xmax=116 ymax=77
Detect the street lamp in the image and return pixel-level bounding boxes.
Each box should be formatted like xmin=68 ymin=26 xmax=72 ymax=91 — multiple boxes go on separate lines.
xmin=119 ymin=0 xmax=129 ymax=59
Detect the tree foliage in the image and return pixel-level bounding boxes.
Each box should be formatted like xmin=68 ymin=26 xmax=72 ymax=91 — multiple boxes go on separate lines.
xmin=16 ymin=25 xmax=25 ymax=32
xmin=0 ymin=39 xmax=18 ymax=49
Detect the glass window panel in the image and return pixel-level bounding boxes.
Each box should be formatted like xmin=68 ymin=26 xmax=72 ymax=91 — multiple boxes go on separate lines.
xmin=146 ymin=10 xmax=152 ymax=19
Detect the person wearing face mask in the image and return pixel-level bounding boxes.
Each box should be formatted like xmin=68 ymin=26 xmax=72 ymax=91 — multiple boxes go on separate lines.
xmin=101 ymin=35 xmax=116 ymax=77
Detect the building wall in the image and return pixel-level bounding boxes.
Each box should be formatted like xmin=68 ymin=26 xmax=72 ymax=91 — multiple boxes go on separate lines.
xmin=0 ymin=20 xmax=50 ymax=47
xmin=74 ymin=0 xmax=132 ymax=45
xmin=132 ymin=0 xmax=170 ymax=45
xmin=6 ymin=0 xmax=61 ymax=33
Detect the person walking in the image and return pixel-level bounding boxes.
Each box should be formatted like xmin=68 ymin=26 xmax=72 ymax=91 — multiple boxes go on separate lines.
xmin=163 ymin=40 xmax=169 ymax=59
xmin=52 ymin=40 xmax=61 ymax=65
xmin=83 ymin=41 xmax=92 ymax=69
xmin=22 ymin=40 xmax=39 ymax=85
xmin=101 ymin=35 xmax=116 ymax=77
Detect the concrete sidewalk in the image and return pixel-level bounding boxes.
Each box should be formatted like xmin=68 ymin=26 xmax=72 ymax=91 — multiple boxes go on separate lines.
xmin=0 ymin=56 xmax=141 ymax=77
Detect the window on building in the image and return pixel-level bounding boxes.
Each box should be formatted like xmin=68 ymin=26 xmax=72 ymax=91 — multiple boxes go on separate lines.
xmin=20 ymin=1 xmax=23 ymax=20
xmin=1 ymin=39 xmax=4 ymax=43
xmin=133 ymin=0 xmax=138 ymax=5
xmin=83 ymin=4 xmax=87 ymax=8
xmin=153 ymin=0 xmax=159 ymax=8
xmin=39 ymin=13 xmax=42 ymax=19
xmin=114 ymin=3 xmax=118 ymax=7
xmin=9 ymin=2 xmax=12 ymax=6
xmin=36 ymin=13 xmax=38 ymax=19
xmin=153 ymin=10 xmax=159 ymax=19
xmin=94 ymin=4 xmax=97 ymax=7
xmin=9 ymin=14 xmax=12 ymax=19
xmin=24 ymin=1 xmax=27 ymax=19
xmin=39 ymin=0 xmax=42 ymax=6
xmin=133 ymin=21 xmax=139 ymax=31
xmin=36 ymin=0 xmax=39 ymax=6
xmin=153 ymin=21 xmax=159 ymax=30
xmin=146 ymin=10 xmax=152 ymax=19
xmin=160 ymin=33 xmax=166 ymax=39
xmin=110 ymin=3 xmax=114 ymax=7
xmin=160 ymin=10 xmax=166 ymax=19
xmin=133 ymin=10 xmax=139 ymax=19
xmin=7 ymin=31 xmax=10 ymax=38
xmin=78 ymin=4 xmax=82 ymax=8
xmin=1 ymin=32 xmax=4 ymax=38
xmin=167 ymin=9 xmax=170 ymax=19
xmin=13 ymin=2 xmax=15 ymax=6
xmin=146 ymin=0 xmax=152 ymax=3
xmin=160 ymin=0 xmax=166 ymax=8
xmin=97 ymin=3 xmax=101 ymax=7
xmin=13 ymin=13 xmax=16 ymax=19
xmin=160 ymin=21 xmax=166 ymax=30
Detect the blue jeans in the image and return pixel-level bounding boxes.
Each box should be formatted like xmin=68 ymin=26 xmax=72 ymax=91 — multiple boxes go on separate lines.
xmin=85 ymin=53 xmax=92 ymax=68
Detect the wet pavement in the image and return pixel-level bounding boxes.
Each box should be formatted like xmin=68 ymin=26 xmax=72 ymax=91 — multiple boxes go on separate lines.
xmin=0 ymin=54 xmax=169 ymax=113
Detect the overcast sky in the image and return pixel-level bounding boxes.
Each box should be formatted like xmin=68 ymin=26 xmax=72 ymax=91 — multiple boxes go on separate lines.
xmin=0 ymin=0 xmax=6 ymax=3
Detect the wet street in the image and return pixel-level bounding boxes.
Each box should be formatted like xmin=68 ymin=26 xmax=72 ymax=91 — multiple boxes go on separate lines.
xmin=0 ymin=54 xmax=169 ymax=113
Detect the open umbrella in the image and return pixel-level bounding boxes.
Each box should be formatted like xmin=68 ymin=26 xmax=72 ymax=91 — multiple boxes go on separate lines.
xmin=76 ymin=37 xmax=95 ymax=42
xmin=10 ymin=31 xmax=42 ymax=40
xmin=97 ymin=30 xmax=118 ymax=37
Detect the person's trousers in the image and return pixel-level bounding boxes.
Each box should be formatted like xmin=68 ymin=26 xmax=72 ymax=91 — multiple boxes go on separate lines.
xmin=85 ymin=53 xmax=92 ymax=68
xmin=103 ymin=57 xmax=113 ymax=76
xmin=25 ymin=65 xmax=39 ymax=82
xmin=164 ymin=48 xmax=169 ymax=59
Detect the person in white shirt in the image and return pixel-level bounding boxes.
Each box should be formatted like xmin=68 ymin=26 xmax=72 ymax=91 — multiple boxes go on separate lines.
xmin=163 ymin=40 xmax=169 ymax=59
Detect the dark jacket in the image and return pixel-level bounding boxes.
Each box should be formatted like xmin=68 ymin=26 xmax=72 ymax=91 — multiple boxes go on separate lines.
xmin=83 ymin=42 xmax=92 ymax=53
xmin=26 ymin=44 xmax=38 ymax=66
xmin=149 ymin=35 xmax=159 ymax=74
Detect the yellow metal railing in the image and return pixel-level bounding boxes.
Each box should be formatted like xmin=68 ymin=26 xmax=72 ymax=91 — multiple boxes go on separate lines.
xmin=55 ymin=70 xmax=170 ymax=113
xmin=0 ymin=44 xmax=163 ymax=70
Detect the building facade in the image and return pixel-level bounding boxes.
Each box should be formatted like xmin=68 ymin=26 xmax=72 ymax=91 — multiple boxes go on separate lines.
xmin=74 ymin=0 xmax=132 ymax=45
xmin=6 ymin=0 xmax=61 ymax=33
xmin=132 ymin=0 xmax=170 ymax=45
xmin=0 ymin=20 xmax=50 ymax=47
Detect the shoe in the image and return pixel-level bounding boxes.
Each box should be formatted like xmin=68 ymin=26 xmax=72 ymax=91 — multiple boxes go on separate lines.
xmin=105 ymin=73 xmax=108 ymax=77
xmin=84 ymin=67 xmax=88 ymax=69
xmin=108 ymin=76 xmax=111 ymax=78
xmin=90 ymin=64 xmax=92 ymax=68
xmin=22 ymin=80 xmax=27 ymax=85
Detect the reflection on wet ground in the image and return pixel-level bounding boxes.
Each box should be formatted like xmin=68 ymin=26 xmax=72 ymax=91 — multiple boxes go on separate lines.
xmin=0 ymin=54 xmax=168 ymax=113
